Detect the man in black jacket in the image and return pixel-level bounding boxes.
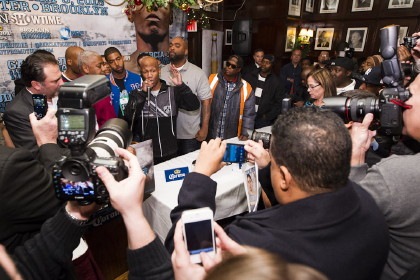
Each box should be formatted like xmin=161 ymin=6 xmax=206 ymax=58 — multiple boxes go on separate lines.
xmin=243 ymin=54 xmax=285 ymax=128
xmin=165 ymin=107 xmax=389 ymax=280
xmin=124 ymin=56 xmax=200 ymax=164
xmin=0 ymin=109 xmax=67 ymax=254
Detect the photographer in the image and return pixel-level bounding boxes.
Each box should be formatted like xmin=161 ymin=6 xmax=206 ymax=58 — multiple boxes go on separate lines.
xmin=165 ymin=108 xmax=389 ymax=280
xmin=0 ymin=109 xmax=68 ymax=254
xmin=349 ymin=73 xmax=420 ymax=280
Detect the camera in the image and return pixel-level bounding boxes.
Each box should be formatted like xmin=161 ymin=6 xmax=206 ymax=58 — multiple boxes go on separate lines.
xmin=401 ymin=36 xmax=419 ymax=51
xmin=52 ymin=75 xmax=132 ymax=204
xmin=250 ymin=130 xmax=271 ymax=149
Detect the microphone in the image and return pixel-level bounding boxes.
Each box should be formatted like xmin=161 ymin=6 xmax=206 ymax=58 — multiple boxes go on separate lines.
xmin=147 ymin=86 xmax=151 ymax=106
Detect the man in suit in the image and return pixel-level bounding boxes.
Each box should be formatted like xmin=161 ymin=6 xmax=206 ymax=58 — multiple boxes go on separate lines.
xmin=0 ymin=109 xmax=66 ymax=254
xmin=3 ymin=52 xmax=63 ymax=155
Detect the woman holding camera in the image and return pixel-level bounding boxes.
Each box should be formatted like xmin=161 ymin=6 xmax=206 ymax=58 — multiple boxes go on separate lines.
xmin=304 ymin=68 xmax=337 ymax=108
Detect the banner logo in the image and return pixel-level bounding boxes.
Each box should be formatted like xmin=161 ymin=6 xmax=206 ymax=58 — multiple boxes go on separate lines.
xmin=164 ymin=167 xmax=189 ymax=182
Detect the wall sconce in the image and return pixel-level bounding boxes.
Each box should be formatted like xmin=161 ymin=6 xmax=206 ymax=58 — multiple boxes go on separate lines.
xmin=299 ymin=28 xmax=314 ymax=44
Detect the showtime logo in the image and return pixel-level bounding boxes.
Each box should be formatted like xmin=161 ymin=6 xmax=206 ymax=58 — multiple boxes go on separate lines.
xmin=0 ymin=13 xmax=62 ymax=26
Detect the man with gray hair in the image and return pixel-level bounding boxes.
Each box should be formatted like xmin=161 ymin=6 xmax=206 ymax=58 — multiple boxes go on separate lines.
xmin=207 ymin=55 xmax=255 ymax=140
xmin=77 ymin=50 xmax=116 ymax=126
xmin=78 ymin=50 xmax=108 ymax=75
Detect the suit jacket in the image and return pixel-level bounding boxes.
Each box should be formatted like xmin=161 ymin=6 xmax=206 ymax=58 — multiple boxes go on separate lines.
xmin=0 ymin=144 xmax=67 ymax=253
xmin=3 ymin=88 xmax=37 ymax=155
xmin=166 ymin=169 xmax=389 ymax=280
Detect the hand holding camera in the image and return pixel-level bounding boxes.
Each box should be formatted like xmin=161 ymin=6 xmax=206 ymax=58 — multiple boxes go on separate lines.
xmin=29 ymin=109 xmax=58 ymax=147
xmin=244 ymin=140 xmax=271 ymax=169
xmin=350 ymin=113 xmax=377 ymax=165
xmin=194 ymin=138 xmax=226 ymax=177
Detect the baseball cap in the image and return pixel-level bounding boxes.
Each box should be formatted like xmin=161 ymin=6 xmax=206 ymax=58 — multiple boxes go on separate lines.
xmin=362 ymin=66 xmax=383 ymax=86
xmin=263 ymin=54 xmax=275 ymax=64
xmin=330 ymin=57 xmax=354 ymax=71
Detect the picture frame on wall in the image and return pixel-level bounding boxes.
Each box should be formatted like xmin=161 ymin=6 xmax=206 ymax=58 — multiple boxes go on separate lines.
xmin=285 ymin=27 xmax=297 ymax=52
xmin=388 ymin=0 xmax=414 ymax=9
xmin=314 ymin=28 xmax=334 ymax=50
xmin=319 ymin=0 xmax=339 ymax=13
xmin=288 ymin=0 xmax=302 ymax=16
xmin=305 ymin=0 xmax=315 ymax=12
xmin=352 ymin=0 xmax=374 ymax=12
xmin=346 ymin=27 xmax=368 ymax=52
xmin=225 ymin=29 xmax=232 ymax=45
xmin=398 ymin=26 xmax=408 ymax=45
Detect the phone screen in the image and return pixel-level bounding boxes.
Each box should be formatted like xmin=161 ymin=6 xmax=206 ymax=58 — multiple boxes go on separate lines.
xmin=32 ymin=94 xmax=47 ymax=119
xmin=184 ymin=219 xmax=214 ymax=255
xmin=222 ymin=144 xmax=246 ymax=163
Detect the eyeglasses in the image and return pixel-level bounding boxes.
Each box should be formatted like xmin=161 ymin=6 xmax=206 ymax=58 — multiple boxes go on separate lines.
xmin=226 ymin=62 xmax=238 ymax=69
xmin=308 ymin=84 xmax=321 ymax=90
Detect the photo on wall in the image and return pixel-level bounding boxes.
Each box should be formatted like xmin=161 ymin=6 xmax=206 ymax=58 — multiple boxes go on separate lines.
xmin=314 ymin=28 xmax=334 ymax=50
xmin=285 ymin=27 xmax=297 ymax=52
xmin=288 ymin=0 xmax=302 ymax=16
xmin=305 ymin=0 xmax=315 ymax=12
xmin=398 ymin=26 xmax=409 ymax=45
xmin=351 ymin=0 xmax=374 ymax=12
xmin=320 ymin=0 xmax=340 ymax=13
xmin=388 ymin=0 xmax=414 ymax=9
xmin=346 ymin=27 xmax=368 ymax=52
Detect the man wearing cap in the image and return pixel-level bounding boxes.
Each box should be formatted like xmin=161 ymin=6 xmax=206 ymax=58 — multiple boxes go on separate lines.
xmin=207 ymin=55 xmax=255 ymax=140
xmin=330 ymin=57 xmax=357 ymax=95
xmin=358 ymin=66 xmax=384 ymax=95
xmin=244 ymin=54 xmax=285 ymax=129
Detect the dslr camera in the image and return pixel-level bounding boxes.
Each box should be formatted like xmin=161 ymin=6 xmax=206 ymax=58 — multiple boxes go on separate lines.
xmin=52 ymin=75 xmax=132 ymax=204
xmin=321 ymin=25 xmax=411 ymax=136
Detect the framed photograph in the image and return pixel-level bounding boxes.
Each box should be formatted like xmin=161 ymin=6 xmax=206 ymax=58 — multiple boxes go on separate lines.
xmin=305 ymin=0 xmax=315 ymax=12
xmin=398 ymin=26 xmax=409 ymax=45
xmin=314 ymin=28 xmax=334 ymax=50
xmin=288 ymin=0 xmax=302 ymax=16
xmin=225 ymin=29 xmax=232 ymax=45
xmin=320 ymin=0 xmax=339 ymax=13
xmin=388 ymin=0 xmax=414 ymax=9
xmin=352 ymin=0 xmax=374 ymax=11
xmin=285 ymin=27 xmax=297 ymax=52
xmin=346 ymin=27 xmax=368 ymax=52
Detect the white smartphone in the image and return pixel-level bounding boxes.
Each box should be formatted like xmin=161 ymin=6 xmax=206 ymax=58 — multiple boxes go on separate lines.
xmin=181 ymin=207 xmax=216 ymax=264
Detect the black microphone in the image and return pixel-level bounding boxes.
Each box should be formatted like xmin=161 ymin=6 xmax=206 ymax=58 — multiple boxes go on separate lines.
xmin=147 ymin=86 xmax=151 ymax=106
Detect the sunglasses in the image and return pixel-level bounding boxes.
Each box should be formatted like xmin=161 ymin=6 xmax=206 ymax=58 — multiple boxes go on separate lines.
xmin=226 ymin=62 xmax=238 ymax=69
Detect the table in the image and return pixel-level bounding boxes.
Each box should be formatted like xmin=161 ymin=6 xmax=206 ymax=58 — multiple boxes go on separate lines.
xmin=142 ymin=126 xmax=272 ymax=242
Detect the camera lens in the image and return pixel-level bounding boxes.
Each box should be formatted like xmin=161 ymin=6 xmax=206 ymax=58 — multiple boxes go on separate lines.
xmin=323 ymin=96 xmax=379 ymax=123
xmin=251 ymin=131 xmax=271 ymax=149
xmin=88 ymin=118 xmax=132 ymax=157
xmin=62 ymin=159 xmax=90 ymax=182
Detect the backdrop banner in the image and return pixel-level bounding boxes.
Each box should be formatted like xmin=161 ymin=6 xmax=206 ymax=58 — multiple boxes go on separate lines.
xmin=0 ymin=1 xmax=186 ymax=112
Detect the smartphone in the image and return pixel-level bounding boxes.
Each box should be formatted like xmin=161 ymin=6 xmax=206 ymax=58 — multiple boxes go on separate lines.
xmin=222 ymin=143 xmax=246 ymax=163
xmin=182 ymin=207 xmax=215 ymax=264
xmin=32 ymin=94 xmax=47 ymax=119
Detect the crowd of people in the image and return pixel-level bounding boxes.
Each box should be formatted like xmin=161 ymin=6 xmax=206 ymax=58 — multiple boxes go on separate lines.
xmin=0 ymin=21 xmax=419 ymax=280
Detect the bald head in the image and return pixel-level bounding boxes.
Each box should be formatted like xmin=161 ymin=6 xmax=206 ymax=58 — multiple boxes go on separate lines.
xmin=139 ymin=55 xmax=160 ymax=69
xmin=64 ymin=46 xmax=84 ymax=77
xmin=139 ymin=56 xmax=161 ymax=91
xmin=169 ymin=36 xmax=188 ymax=65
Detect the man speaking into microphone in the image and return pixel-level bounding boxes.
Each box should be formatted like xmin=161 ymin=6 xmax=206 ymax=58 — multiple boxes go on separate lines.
xmin=124 ymin=56 xmax=200 ymax=164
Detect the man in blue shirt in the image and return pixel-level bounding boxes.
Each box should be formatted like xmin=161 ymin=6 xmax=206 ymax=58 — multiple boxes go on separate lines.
xmin=104 ymin=47 xmax=141 ymax=117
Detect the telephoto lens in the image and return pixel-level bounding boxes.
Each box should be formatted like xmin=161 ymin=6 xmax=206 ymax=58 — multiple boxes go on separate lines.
xmin=250 ymin=131 xmax=271 ymax=149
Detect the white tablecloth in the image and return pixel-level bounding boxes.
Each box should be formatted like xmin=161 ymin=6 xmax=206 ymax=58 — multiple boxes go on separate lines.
xmin=142 ymin=126 xmax=272 ymax=241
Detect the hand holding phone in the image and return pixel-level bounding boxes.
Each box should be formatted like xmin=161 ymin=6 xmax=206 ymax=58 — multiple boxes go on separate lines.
xmin=32 ymin=94 xmax=47 ymax=119
xmin=222 ymin=143 xmax=246 ymax=163
xmin=182 ymin=207 xmax=215 ymax=264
